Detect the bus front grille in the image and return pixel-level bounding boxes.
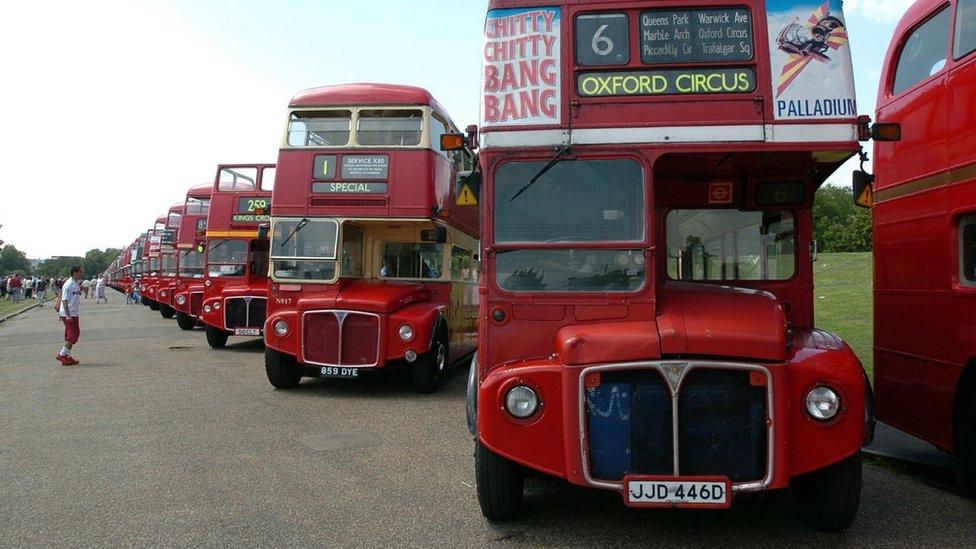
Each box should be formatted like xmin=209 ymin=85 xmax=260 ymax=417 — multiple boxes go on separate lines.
xmin=224 ymin=297 xmax=266 ymax=329
xmin=303 ymin=310 xmax=380 ymax=367
xmin=585 ymin=367 xmax=768 ymax=484
xmin=190 ymin=292 xmax=203 ymax=317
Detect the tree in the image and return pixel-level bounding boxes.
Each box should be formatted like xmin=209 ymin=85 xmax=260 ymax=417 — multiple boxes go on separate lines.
xmin=34 ymin=256 xmax=82 ymax=278
xmin=0 ymin=244 xmax=30 ymax=274
xmin=813 ymin=184 xmax=872 ymax=252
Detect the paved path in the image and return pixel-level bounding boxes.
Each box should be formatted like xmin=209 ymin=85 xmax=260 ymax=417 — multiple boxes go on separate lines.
xmin=2 ymin=298 xmax=976 ymax=547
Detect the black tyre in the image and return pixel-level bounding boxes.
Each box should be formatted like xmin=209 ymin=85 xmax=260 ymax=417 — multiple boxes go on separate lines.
xmin=791 ymin=453 xmax=861 ymax=532
xmin=205 ymin=324 xmax=229 ymax=349
xmin=159 ymin=304 xmax=175 ymax=319
xmin=175 ymin=311 xmax=196 ymax=331
xmin=475 ymin=441 xmax=524 ymax=521
xmin=265 ymin=347 xmax=302 ymax=389
xmin=141 ymin=296 xmax=149 ymax=306
xmin=957 ymin=390 xmax=976 ymax=489
xmin=148 ymin=300 xmax=159 ymax=311
xmin=412 ymin=332 xmax=447 ymax=393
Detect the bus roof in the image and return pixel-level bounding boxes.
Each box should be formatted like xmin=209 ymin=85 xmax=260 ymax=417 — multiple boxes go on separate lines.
xmin=187 ymin=184 xmax=212 ymax=199
xmin=289 ymin=83 xmax=447 ymax=113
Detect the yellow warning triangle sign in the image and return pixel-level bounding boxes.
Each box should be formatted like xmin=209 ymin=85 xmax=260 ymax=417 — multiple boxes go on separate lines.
xmin=457 ymin=183 xmax=478 ymax=206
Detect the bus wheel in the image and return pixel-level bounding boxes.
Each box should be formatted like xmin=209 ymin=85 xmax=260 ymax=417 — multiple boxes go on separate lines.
xmin=148 ymin=300 xmax=159 ymax=311
xmin=412 ymin=334 xmax=447 ymax=393
xmin=265 ymin=347 xmax=302 ymax=389
xmin=958 ymin=391 xmax=976 ymax=489
xmin=175 ymin=312 xmax=196 ymax=331
xmin=205 ymin=324 xmax=229 ymax=349
xmin=159 ymin=304 xmax=175 ymax=319
xmin=476 ymin=441 xmax=524 ymax=521
xmin=790 ymin=453 xmax=861 ymax=531
xmin=141 ymin=296 xmax=149 ymax=306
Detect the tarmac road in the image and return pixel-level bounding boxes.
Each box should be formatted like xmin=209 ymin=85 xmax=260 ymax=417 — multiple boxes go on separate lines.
xmin=2 ymin=297 xmax=976 ymax=547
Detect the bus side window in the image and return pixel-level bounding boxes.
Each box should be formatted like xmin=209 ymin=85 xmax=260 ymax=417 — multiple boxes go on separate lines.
xmin=955 ymin=0 xmax=976 ymax=59
xmin=959 ymin=215 xmax=976 ymax=286
xmin=892 ymin=7 xmax=951 ymax=95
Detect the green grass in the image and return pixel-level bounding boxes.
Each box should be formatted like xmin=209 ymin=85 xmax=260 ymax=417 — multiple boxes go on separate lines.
xmin=813 ymin=252 xmax=873 ymax=375
xmin=0 ymin=290 xmax=51 ymax=320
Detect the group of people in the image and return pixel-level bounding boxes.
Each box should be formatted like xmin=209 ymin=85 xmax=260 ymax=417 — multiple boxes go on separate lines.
xmin=1 ymin=274 xmax=53 ymax=306
xmin=81 ymin=276 xmax=109 ymax=303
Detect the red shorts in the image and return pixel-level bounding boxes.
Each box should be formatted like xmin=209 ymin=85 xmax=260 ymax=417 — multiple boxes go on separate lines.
xmin=62 ymin=316 xmax=80 ymax=344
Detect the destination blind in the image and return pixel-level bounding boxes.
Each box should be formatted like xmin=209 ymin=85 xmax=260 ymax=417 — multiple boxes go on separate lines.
xmin=640 ymin=8 xmax=753 ymax=64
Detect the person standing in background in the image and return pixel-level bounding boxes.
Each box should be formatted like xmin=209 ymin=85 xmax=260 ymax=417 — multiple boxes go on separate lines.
xmin=81 ymin=277 xmax=91 ymax=299
xmin=9 ymin=273 xmax=22 ymax=303
xmin=35 ymin=277 xmax=48 ymax=307
xmin=0 ymin=276 xmax=7 ymax=299
xmin=56 ymin=266 xmax=84 ymax=366
xmin=23 ymin=276 xmax=33 ymax=300
xmin=95 ymin=276 xmax=107 ymax=303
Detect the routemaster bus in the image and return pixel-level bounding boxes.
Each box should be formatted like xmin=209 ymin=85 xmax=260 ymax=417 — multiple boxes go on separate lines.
xmin=262 ymin=83 xmax=479 ymax=393
xmin=155 ymin=203 xmax=184 ymax=319
xmin=458 ymin=0 xmax=871 ymax=531
xmin=199 ymin=164 xmax=275 ymax=348
xmin=172 ymin=184 xmax=212 ymax=331
xmin=141 ymin=219 xmax=165 ymax=309
xmin=853 ymin=0 xmax=976 ymax=486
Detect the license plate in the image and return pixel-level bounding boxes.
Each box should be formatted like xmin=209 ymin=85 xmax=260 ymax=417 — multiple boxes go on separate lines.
xmin=234 ymin=328 xmax=261 ymax=336
xmin=624 ymin=477 xmax=730 ymax=508
xmin=320 ymin=366 xmax=359 ymax=378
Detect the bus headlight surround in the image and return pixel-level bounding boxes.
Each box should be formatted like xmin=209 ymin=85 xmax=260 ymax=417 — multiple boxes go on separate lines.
xmin=397 ymin=324 xmax=414 ymax=341
xmin=273 ymin=319 xmax=289 ymax=336
xmin=176 ymin=295 xmax=186 ymax=306
xmin=505 ymin=385 xmax=540 ymax=419
xmin=204 ymin=305 xmax=212 ymax=313
xmin=805 ymin=386 xmax=841 ymax=421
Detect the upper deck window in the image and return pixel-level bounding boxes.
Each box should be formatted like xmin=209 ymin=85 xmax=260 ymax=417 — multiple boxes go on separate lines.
xmin=167 ymin=213 xmax=181 ymax=228
xmin=892 ymin=7 xmax=951 ymax=95
xmin=494 ymin=159 xmax=644 ymax=243
xmin=666 ymin=209 xmax=795 ymax=281
xmin=218 ymin=167 xmax=257 ymax=192
xmin=287 ymin=110 xmax=351 ymax=147
xmin=955 ymin=0 xmax=976 ymax=59
xmin=357 ymin=110 xmax=423 ymax=146
xmin=261 ymin=166 xmax=276 ymax=191
xmin=185 ymin=197 xmax=210 ymax=216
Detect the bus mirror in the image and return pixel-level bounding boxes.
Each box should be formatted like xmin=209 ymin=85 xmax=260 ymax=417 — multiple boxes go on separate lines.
xmin=852 ymin=170 xmax=874 ymax=208
xmin=421 ymin=227 xmax=448 ymax=243
xmin=440 ymin=133 xmax=465 ymax=151
xmin=257 ymin=224 xmax=270 ymax=240
xmin=871 ymin=123 xmax=901 ymax=141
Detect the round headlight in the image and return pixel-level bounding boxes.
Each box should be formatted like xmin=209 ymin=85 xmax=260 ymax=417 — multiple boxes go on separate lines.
xmin=505 ymin=385 xmax=540 ymax=419
xmin=203 ymin=305 xmax=212 ymax=313
xmin=397 ymin=324 xmax=414 ymax=341
xmin=159 ymin=290 xmax=167 ymax=297
xmin=176 ymin=295 xmax=186 ymax=305
xmin=273 ymin=319 xmax=289 ymax=336
xmin=204 ymin=279 xmax=212 ymax=287
xmin=806 ymin=386 xmax=841 ymax=421
xmin=213 ymin=301 xmax=221 ymax=310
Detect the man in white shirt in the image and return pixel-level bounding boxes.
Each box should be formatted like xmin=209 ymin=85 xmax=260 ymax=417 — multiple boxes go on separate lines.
xmin=56 ymin=265 xmax=84 ymax=366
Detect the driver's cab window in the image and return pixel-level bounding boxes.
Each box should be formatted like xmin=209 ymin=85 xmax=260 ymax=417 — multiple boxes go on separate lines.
xmin=380 ymin=242 xmax=444 ymax=279
xmin=892 ymin=7 xmax=951 ymax=95
xmin=341 ymin=224 xmax=364 ymax=277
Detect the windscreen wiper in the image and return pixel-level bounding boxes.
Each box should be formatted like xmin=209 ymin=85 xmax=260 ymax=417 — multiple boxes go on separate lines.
xmin=279 ymin=218 xmax=309 ymax=249
xmin=509 ymin=146 xmax=570 ymax=202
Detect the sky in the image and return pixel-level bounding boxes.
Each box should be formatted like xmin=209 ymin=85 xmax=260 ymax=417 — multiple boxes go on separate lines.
xmin=0 ymin=0 xmax=914 ymax=259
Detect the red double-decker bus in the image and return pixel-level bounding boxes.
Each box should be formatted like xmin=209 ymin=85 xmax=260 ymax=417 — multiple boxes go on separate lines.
xmin=155 ymin=203 xmax=185 ymax=319
xmin=172 ymin=184 xmax=212 ymax=331
xmin=262 ymin=83 xmax=479 ymax=393
xmin=461 ymin=0 xmax=870 ymax=530
xmin=141 ymin=216 xmax=167 ymax=310
xmin=854 ymin=0 xmax=976 ymax=486
xmin=199 ymin=164 xmax=275 ymax=348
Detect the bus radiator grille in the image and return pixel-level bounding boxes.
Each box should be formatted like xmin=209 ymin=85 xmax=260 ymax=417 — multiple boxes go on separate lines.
xmin=224 ymin=297 xmax=266 ymax=329
xmin=585 ymin=368 xmax=767 ymax=483
xmin=303 ymin=311 xmax=379 ymax=367
xmin=190 ymin=292 xmax=203 ymax=317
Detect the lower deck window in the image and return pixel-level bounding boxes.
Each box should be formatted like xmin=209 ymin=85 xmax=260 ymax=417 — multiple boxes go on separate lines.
xmin=380 ymin=243 xmax=443 ymax=279
xmin=496 ymin=249 xmax=645 ymax=292
xmin=960 ymin=215 xmax=976 ymax=286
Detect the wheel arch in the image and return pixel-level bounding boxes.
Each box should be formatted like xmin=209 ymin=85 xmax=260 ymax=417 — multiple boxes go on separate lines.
xmin=953 ymin=356 xmax=976 ymax=452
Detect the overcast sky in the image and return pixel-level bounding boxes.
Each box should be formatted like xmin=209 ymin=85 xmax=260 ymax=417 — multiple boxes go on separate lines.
xmin=0 ymin=0 xmax=913 ymax=259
